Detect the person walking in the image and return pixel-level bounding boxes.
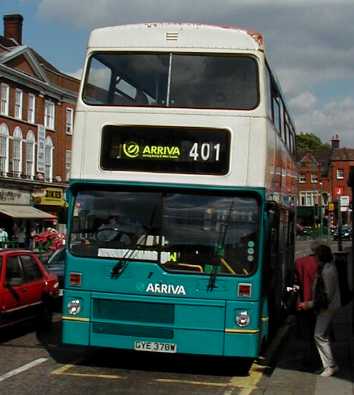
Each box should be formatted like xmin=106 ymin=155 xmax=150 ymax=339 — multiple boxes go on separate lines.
xmin=297 ymin=244 xmax=341 ymax=377
xmin=295 ymin=240 xmax=320 ymax=366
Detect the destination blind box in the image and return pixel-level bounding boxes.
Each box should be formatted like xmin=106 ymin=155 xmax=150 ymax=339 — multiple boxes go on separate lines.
xmin=100 ymin=125 xmax=230 ymax=175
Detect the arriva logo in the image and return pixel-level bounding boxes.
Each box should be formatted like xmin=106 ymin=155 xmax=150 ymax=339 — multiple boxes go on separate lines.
xmin=146 ymin=283 xmax=186 ymax=295
xmin=142 ymin=145 xmax=180 ymax=158
xmin=123 ymin=141 xmax=140 ymax=158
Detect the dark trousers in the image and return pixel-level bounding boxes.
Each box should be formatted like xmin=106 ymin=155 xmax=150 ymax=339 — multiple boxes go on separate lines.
xmin=297 ymin=310 xmax=316 ymax=341
xmin=296 ymin=310 xmax=319 ymax=367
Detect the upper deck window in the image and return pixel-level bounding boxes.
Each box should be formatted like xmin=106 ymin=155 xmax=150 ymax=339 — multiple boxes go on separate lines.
xmin=82 ymin=52 xmax=259 ymax=110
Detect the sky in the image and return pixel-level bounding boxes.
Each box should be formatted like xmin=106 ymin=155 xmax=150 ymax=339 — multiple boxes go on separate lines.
xmin=2 ymin=0 xmax=354 ymax=147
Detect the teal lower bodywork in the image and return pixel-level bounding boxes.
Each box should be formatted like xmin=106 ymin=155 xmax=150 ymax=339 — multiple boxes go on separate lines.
xmin=62 ymin=282 xmax=265 ymax=357
xmin=62 ymin=181 xmax=269 ymax=358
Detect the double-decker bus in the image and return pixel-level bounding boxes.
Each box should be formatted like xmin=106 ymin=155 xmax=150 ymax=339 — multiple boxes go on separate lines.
xmin=63 ymin=23 xmax=297 ymax=359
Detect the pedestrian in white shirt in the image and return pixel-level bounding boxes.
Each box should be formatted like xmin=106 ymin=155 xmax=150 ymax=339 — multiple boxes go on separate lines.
xmin=0 ymin=227 xmax=8 ymax=246
xmin=297 ymin=244 xmax=341 ymax=377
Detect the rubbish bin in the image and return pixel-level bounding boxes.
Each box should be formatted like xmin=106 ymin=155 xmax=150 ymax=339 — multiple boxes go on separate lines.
xmin=334 ymin=251 xmax=352 ymax=306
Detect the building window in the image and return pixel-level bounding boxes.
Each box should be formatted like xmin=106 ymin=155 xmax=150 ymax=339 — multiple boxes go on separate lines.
xmin=15 ymin=89 xmax=23 ymax=119
xmin=28 ymin=94 xmax=36 ymax=124
xmin=311 ymin=174 xmax=318 ymax=183
xmin=336 ymin=169 xmax=344 ymax=179
xmin=12 ymin=127 xmax=23 ymax=177
xmin=299 ymin=191 xmax=317 ymax=207
xmin=25 ymin=130 xmax=35 ymax=179
xmin=65 ymin=149 xmax=71 ymax=180
xmin=0 ymin=84 xmax=9 ymax=115
xmin=44 ymin=136 xmax=53 ymax=182
xmin=44 ymin=100 xmax=55 ymax=130
xmin=66 ymin=108 xmax=74 ymax=134
xmin=299 ymin=175 xmax=306 ymax=183
xmin=0 ymin=123 xmax=9 ymax=175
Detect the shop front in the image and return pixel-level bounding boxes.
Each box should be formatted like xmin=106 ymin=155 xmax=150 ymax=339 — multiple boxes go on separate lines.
xmin=0 ymin=186 xmax=55 ymax=247
xmin=32 ymin=187 xmax=67 ymax=232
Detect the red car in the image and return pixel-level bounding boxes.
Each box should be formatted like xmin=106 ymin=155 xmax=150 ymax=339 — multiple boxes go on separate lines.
xmin=0 ymin=249 xmax=59 ymax=330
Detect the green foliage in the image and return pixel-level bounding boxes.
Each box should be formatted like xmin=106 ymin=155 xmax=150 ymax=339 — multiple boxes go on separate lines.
xmin=296 ymin=132 xmax=331 ymax=160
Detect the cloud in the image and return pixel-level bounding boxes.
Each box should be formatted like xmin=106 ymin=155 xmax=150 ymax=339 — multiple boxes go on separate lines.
xmin=37 ymin=1 xmax=354 ymax=94
xmin=294 ymin=97 xmax=354 ymax=147
xmin=289 ymin=92 xmax=317 ymax=113
xmin=37 ymin=0 xmax=354 ymax=147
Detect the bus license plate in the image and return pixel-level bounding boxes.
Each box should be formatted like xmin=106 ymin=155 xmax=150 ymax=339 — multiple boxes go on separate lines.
xmin=134 ymin=341 xmax=177 ymax=353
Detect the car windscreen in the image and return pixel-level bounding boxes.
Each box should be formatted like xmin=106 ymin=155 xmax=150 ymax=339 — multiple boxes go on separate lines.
xmin=82 ymin=52 xmax=259 ymax=110
xmin=69 ymin=188 xmax=259 ymax=276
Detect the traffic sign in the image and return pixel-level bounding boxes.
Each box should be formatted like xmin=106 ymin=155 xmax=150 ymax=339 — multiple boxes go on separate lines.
xmin=340 ymin=195 xmax=350 ymax=207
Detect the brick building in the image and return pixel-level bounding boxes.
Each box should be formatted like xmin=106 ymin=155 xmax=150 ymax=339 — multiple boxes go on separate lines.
xmin=328 ymin=142 xmax=354 ymax=224
xmin=0 ymin=14 xmax=79 ymax=241
xmin=297 ymin=152 xmax=330 ymax=226
xmin=297 ymin=135 xmax=353 ymax=227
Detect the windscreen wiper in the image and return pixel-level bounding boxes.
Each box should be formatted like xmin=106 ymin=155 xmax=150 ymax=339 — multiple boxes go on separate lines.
xmin=111 ymin=259 xmax=128 ymax=278
xmin=110 ymin=238 xmax=135 ymax=279
xmin=207 ymin=262 xmax=218 ymax=291
xmin=207 ymin=201 xmax=234 ymax=291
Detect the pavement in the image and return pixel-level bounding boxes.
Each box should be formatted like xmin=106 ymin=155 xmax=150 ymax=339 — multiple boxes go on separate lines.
xmin=263 ymin=243 xmax=354 ymax=395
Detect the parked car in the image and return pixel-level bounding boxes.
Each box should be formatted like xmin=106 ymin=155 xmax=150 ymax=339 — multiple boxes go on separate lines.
xmin=333 ymin=226 xmax=352 ymax=241
xmin=45 ymin=247 xmax=65 ymax=296
xmin=0 ymin=249 xmax=59 ymax=330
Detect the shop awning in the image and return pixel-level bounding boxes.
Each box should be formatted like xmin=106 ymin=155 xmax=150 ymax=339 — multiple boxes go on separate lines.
xmin=0 ymin=205 xmax=56 ymax=219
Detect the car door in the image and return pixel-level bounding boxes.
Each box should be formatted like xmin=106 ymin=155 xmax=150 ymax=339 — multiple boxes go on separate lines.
xmin=1 ymin=255 xmax=28 ymax=327
xmin=19 ymin=254 xmax=45 ymax=317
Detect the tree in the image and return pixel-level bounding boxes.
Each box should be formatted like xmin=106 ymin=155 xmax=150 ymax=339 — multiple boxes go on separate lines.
xmin=296 ymin=132 xmax=331 ymax=160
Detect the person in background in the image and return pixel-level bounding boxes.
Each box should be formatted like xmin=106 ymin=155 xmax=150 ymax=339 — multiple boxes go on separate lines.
xmin=297 ymin=244 xmax=341 ymax=377
xmin=29 ymin=226 xmax=37 ymax=250
xmin=17 ymin=227 xmax=26 ymax=248
xmin=295 ymin=240 xmax=320 ymax=366
xmin=0 ymin=227 xmax=8 ymax=247
xmin=296 ymin=240 xmax=320 ymax=302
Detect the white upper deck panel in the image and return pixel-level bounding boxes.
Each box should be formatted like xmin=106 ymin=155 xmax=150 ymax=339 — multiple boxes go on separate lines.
xmin=88 ymin=23 xmax=264 ymax=51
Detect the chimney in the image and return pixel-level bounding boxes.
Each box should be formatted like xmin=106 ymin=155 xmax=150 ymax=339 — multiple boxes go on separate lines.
xmin=331 ymin=134 xmax=340 ymax=150
xmin=4 ymin=14 xmax=23 ymax=45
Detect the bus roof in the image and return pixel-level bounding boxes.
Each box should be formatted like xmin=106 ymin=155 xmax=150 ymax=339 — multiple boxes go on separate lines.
xmin=88 ymin=23 xmax=264 ymax=52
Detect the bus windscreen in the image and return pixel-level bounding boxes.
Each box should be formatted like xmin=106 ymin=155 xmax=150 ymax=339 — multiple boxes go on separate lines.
xmin=69 ymin=189 xmax=259 ymax=277
xmin=82 ymin=52 xmax=259 ymax=110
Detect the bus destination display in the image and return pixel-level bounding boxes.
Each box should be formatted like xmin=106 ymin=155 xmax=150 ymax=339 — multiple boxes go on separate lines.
xmin=101 ymin=125 xmax=230 ymax=174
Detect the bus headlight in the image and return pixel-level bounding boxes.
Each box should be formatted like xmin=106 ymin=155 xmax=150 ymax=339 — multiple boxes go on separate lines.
xmin=67 ymin=299 xmax=82 ymax=315
xmin=235 ymin=310 xmax=250 ymax=327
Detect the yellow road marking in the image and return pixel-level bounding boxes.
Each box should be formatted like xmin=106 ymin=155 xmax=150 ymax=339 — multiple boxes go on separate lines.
xmin=156 ymin=379 xmax=226 ymax=387
xmin=57 ymin=372 xmax=124 ymax=379
xmin=51 ymin=356 xmax=265 ymax=389
xmin=51 ymin=361 xmax=125 ymax=380
xmin=227 ymin=362 xmax=265 ymax=395
xmin=156 ymin=361 xmax=266 ymax=392
xmin=51 ymin=363 xmax=76 ymax=375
